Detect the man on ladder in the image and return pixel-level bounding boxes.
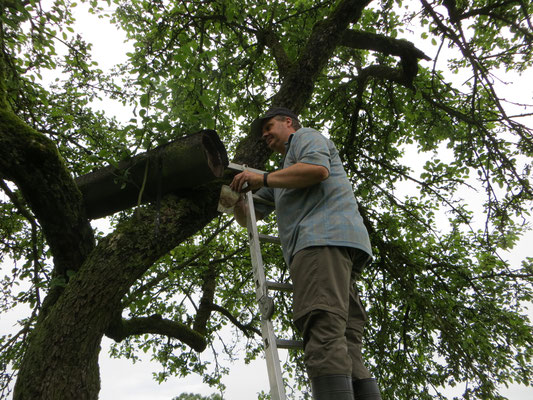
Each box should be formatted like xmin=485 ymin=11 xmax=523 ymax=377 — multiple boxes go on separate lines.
xmin=230 ymin=107 xmax=383 ymax=400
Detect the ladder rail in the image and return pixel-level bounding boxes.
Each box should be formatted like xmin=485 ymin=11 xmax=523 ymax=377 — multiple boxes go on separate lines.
xmin=245 ymin=190 xmax=287 ymax=400
xmin=225 ymin=162 xmax=302 ymax=399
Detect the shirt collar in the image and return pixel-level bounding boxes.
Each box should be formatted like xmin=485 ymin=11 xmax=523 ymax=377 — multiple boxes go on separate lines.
xmin=284 ymin=133 xmax=294 ymax=150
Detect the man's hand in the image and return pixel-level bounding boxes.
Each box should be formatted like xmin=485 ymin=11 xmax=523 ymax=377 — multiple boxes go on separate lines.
xmin=230 ymin=170 xmax=263 ymax=193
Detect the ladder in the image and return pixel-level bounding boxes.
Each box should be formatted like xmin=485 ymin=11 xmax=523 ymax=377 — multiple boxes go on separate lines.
xmin=222 ymin=163 xmax=302 ymax=400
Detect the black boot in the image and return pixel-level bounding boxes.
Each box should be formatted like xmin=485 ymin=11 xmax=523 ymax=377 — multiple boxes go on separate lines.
xmin=311 ymin=375 xmax=355 ymax=399
xmin=353 ymin=378 xmax=382 ymax=400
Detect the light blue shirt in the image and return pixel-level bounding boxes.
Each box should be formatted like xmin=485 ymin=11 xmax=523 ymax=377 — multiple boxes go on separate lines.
xmin=254 ymin=127 xmax=372 ymax=265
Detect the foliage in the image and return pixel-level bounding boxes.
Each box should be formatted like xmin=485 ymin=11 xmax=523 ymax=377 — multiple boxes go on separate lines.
xmin=172 ymin=392 xmax=222 ymax=400
xmin=0 ymin=0 xmax=532 ymax=399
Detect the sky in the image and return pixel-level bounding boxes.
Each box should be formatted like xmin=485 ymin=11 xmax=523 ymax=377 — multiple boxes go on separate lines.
xmin=1 ymin=2 xmax=532 ymax=399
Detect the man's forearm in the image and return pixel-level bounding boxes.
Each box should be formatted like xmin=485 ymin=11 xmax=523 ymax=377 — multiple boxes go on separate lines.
xmin=230 ymin=162 xmax=329 ymax=193
xmin=266 ymin=162 xmax=329 ymax=188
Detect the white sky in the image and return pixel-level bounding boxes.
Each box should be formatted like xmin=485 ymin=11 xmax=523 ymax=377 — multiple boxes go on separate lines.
xmin=1 ymin=2 xmax=532 ymax=399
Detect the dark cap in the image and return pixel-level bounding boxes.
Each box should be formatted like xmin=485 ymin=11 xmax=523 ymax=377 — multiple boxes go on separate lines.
xmin=250 ymin=107 xmax=299 ymax=137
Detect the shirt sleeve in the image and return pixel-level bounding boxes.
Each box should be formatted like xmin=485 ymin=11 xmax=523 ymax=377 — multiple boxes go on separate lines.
xmin=292 ymin=130 xmax=331 ymax=172
xmin=253 ymin=187 xmax=275 ymax=217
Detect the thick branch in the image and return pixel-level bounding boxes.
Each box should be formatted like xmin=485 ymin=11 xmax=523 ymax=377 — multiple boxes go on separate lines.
xmin=0 ymin=108 xmax=95 ymax=278
xmin=235 ymin=0 xmax=374 ymax=166
xmin=256 ymin=28 xmax=293 ymax=78
xmin=272 ymin=0 xmax=373 ymax=111
xmin=358 ymin=64 xmax=414 ymax=88
xmin=106 ymin=314 xmax=207 ymax=352
xmin=340 ymin=30 xmax=430 ymax=61
xmin=341 ymin=30 xmax=430 ymax=88
xmin=75 ymin=129 xmax=228 ymax=219
xmin=193 ymin=265 xmax=218 ymax=335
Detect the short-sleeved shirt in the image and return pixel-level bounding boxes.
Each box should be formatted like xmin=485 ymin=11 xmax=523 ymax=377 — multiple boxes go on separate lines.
xmin=254 ymin=127 xmax=372 ymax=265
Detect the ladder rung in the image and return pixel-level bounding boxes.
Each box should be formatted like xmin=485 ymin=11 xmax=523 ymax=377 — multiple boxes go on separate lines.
xmin=266 ymin=281 xmax=293 ymax=292
xmin=259 ymin=234 xmax=281 ymax=244
xmin=228 ymin=162 xmax=266 ymax=175
xmin=252 ymin=194 xmax=275 ymax=207
xmin=276 ymin=339 xmax=304 ymax=350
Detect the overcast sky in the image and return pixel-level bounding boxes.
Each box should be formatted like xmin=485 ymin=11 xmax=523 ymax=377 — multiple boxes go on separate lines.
xmin=1 ymin=2 xmax=532 ymax=399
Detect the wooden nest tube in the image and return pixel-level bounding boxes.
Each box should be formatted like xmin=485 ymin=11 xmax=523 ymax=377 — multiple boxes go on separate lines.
xmin=76 ymin=129 xmax=229 ymax=220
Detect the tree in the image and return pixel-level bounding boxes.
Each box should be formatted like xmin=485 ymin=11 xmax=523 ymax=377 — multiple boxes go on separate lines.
xmin=174 ymin=393 xmax=222 ymax=400
xmin=172 ymin=393 xmax=222 ymax=400
xmin=0 ymin=0 xmax=531 ymax=399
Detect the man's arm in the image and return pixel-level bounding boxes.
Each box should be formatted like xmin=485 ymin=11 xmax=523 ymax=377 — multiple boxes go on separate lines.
xmin=229 ymin=162 xmax=329 ymax=193
xmin=266 ymin=162 xmax=329 ymax=188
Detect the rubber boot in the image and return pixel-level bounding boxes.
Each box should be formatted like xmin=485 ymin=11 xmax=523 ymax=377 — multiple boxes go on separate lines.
xmin=353 ymin=378 xmax=382 ymax=400
xmin=311 ymin=375 xmax=355 ymax=400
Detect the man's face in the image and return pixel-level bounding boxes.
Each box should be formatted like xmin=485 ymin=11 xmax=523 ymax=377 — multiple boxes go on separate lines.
xmin=261 ymin=116 xmax=294 ymax=153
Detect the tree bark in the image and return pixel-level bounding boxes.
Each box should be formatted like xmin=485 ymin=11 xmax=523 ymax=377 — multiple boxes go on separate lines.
xmin=14 ymin=188 xmax=221 ymax=399
xmin=0 ymin=108 xmax=95 ymax=278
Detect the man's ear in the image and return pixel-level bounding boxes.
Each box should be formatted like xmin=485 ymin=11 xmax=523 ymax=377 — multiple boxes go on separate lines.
xmin=286 ymin=116 xmax=294 ymax=128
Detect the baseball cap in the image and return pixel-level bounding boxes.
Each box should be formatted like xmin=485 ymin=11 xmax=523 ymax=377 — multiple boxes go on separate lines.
xmin=250 ymin=107 xmax=299 ymax=137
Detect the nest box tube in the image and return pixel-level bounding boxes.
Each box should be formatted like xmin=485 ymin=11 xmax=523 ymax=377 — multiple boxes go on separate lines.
xmin=76 ymin=129 xmax=228 ymax=219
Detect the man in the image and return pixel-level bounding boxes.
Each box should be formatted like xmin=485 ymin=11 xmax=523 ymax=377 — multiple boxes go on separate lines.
xmin=230 ymin=107 xmax=382 ymax=400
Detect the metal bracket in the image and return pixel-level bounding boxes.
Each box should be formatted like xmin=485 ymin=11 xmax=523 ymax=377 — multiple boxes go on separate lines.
xmin=259 ymin=295 xmax=275 ymax=320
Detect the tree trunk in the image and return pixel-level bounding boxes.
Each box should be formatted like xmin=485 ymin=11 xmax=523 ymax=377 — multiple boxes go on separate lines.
xmin=14 ymin=187 xmax=222 ymax=400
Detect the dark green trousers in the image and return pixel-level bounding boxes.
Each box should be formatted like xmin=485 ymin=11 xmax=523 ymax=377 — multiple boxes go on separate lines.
xmin=290 ymin=246 xmax=372 ymax=379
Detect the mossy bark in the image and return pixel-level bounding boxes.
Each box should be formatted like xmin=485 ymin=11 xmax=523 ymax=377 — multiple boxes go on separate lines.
xmin=0 ymin=108 xmax=95 ymax=278
xmin=0 ymin=107 xmax=225 ymax=399
xmin=13 ymin=188 xmax=221 ymax=400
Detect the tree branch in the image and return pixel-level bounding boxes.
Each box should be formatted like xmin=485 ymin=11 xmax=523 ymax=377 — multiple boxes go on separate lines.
xmin=193 ymin=264 xmax=219 ymax=335
xmin=358 ymin=64 xmax=413 ymax=88
xmin=0 ymin=109 xmax=95 ymax=279
xmin=341 ymin=30 xmax=430 ymax=88
xmin=209 ymin=303 xmax=261 ymax=337
xmin=256 ymin=28 xmax=293 ymax=78
xmin=340 ymin=30 xmax=430 ymax=61
xmin=272 ymin=0 xmax=373 ymax=111
xmin=105 ymin=314 xmax=207 ymax=352
xmin=234 ymin=0 xmax=375 ymax=166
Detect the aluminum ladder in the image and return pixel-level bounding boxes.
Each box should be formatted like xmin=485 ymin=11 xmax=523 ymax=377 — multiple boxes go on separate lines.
xmin=225 ymin=163 xmax=302 ymax=400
